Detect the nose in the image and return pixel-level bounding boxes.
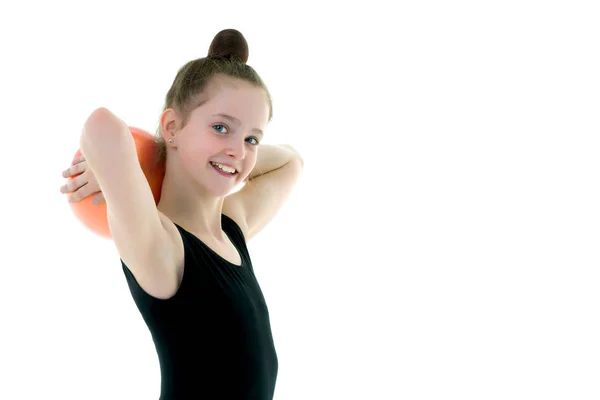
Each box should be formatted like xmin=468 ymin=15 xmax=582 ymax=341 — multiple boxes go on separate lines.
xmin=225 ymin=137 xmax=246 ymax=160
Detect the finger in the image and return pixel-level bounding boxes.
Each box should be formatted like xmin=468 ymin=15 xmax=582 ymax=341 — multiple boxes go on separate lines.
xmin=62 ymin=161 xmax=86 ymax=178
xmin=71 ymin=155 xmax=86 ymax=165
xmin=62 ymin=164 xmax=77 ymax=178
xmin=92 ymin=192 xmax=106 ymax=205
xmin=68 ymin=184 xmax=96 ymax=203
xmin=61 ymin=175 xmax=87 ymax=194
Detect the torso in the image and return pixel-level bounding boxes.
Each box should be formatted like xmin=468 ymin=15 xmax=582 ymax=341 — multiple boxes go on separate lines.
xmin=190 ymin=232 xmax=242 ymax=266
xmin=147 ymin=212 xmax=243 ymax=299
xmin=120 ymin=211 xmax=279 ymax=400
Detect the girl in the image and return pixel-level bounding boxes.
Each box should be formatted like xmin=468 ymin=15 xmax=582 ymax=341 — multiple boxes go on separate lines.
xmin=59 ymin=29 xmax=303 ymax=399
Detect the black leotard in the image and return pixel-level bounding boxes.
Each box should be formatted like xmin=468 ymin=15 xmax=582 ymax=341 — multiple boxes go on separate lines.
xmin=121 ymin=214 xmax=278 ymax=399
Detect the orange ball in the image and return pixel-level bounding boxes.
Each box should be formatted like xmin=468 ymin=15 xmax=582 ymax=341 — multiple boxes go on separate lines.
xmin=67 ymin=126 xmax=166 ymax=239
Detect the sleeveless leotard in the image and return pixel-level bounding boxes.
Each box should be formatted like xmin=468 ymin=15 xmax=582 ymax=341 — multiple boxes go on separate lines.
xmin=121 ymin=214 xmax=278 ymax=399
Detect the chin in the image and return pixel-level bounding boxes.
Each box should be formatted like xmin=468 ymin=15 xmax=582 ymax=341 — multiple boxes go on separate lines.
xmin=198 ymin=164 xmax=243 ymax=197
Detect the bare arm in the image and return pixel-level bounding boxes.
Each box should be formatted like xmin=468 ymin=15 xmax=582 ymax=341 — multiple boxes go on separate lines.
xmin=245 ymin=144 xmax=304 ymax=181
xmin=80 ymin=108 xmax=176 ymax=296
xmin=224 ymin=144 xmax=304 ymax=240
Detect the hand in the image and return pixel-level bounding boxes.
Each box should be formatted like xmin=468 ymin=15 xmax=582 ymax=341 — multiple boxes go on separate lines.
xmin=60 ymin=155 xmax=106 ymax=205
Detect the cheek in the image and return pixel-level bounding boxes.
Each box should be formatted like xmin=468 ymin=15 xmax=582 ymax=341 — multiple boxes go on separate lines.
xmin=245 ymin=149 xmax=257 ymax=162
xmin=180 ymin=134 xmax=216 ymax=161
xmin=181 ymin=146 xmax=209 ymax=165
xmin=241 ymin=152 xmax=258 ymax=174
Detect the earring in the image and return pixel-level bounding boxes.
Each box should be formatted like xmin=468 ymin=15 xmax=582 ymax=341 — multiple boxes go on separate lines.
xmin=168 ymin=138 xmax=173 ymax=144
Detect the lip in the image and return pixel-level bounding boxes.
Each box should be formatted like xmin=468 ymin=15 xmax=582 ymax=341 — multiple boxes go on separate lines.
xmin=210 ymin=161 xmax=239 ymax=172
xmin=210 ymin=162 xmax=238 ymax=177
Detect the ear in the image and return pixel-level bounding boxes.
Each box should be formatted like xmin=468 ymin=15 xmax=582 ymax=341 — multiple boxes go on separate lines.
xmin=159 ymin=108 xmax=181 ymax=144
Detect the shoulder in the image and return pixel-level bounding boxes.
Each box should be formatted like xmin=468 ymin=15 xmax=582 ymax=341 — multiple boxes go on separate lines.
xmin=221 ymin=211 xmax=248 ymax=242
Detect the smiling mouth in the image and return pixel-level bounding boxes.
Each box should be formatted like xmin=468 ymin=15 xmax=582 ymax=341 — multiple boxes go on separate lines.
xmin=210 ymin=162 xmax=238 ymax=176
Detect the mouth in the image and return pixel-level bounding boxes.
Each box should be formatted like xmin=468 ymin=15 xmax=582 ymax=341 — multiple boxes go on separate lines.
xmin=210 ymin=161 xmax=238 ymax=177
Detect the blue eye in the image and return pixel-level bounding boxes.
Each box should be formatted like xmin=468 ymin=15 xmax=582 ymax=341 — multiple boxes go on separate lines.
xmin=246 ymin=137 xmax=259 ymax=145
xmin=213 ymin=124 xmax=228 ymax=134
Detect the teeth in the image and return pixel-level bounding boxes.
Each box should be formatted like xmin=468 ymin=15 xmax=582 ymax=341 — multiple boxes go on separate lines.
xmin=211 ymin=162 xmax=236 ymax=174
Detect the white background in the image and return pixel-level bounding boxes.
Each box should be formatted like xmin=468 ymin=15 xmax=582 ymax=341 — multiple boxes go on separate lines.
xmin=1 ymin=1 xmax=599 ymax=399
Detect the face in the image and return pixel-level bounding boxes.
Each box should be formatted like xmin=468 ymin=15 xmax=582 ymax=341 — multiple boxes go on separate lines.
xmin=162 ymin=76 xmax=270 ymax=197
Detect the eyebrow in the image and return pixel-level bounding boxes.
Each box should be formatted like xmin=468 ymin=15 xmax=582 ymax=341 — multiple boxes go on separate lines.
xmin=212 ymin=113 xmax=264 ymax=136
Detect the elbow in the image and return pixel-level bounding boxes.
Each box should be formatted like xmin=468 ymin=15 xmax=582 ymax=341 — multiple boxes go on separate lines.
xmin=282 ymin=145 xmax=304 ymax=167
xmin=295 ymin=153 xmax=304 ymax=168
xmin=79 ymin=107 xmax=129 ymax=157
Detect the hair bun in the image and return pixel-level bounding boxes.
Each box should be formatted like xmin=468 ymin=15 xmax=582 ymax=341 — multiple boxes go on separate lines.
xmin=207 ymin=29 xmax=249 ymax=63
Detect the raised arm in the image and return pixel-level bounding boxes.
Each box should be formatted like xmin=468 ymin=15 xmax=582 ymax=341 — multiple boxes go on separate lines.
xmin=80 ymin=107 xmax=179 ymax=297
xmin=223 ymin=144 xmax=303 ymax=240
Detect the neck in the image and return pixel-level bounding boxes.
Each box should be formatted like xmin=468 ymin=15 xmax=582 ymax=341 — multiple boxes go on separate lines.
xmin=157 ymin=160 xmax=226 ymax=241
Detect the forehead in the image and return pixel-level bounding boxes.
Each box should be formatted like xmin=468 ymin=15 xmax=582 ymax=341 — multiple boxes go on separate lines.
xmin=195 ymin=76 xmax=269 ymax=123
